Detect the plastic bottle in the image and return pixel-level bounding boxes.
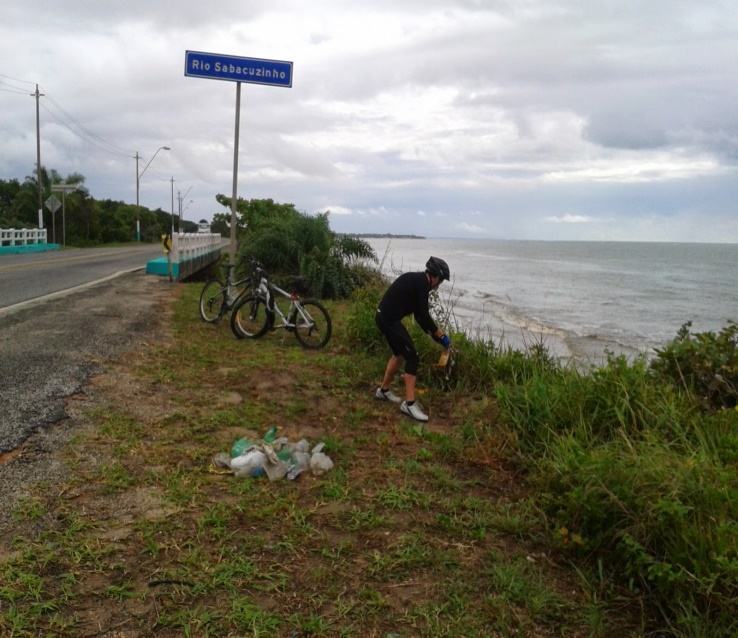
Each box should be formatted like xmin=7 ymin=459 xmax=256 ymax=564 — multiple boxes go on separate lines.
xmin=263 ymin=426 xmax=278 ymax=443
xmin=230 ymin=450 xmax=267 ymax=477
xmin=230 ymin=437 xmax=254 ymax=458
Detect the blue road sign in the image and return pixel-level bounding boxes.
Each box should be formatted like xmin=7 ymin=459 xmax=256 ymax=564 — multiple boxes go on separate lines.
xmin=185 ymin=50 xmax=293 ymax=88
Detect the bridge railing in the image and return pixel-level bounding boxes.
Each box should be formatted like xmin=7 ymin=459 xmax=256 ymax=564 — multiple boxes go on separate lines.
xmin=0 ymin=228 xmax=48 ymax=247
xmin=172 ymin=232 xmax=222 ymax=264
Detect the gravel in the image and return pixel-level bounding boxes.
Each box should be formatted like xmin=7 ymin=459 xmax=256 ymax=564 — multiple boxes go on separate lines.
xmin=0 ymin=271 xmax=174 ymax=528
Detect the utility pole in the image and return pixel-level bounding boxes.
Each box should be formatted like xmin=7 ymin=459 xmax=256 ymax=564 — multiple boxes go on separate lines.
xmin=32 ymin=84 xmax=45 ymax=229
xmin=135 ymin=146 xmax=170 ymax=242
xmin=168 ymin=176 xmax=175 ymax=282
xmin=135 ymin=152 xmax=140 ymax=241
xmin=170 ymin=177 xmax=175 ymax=237
xmin=178 ymin=186 xmax=192 ymax=232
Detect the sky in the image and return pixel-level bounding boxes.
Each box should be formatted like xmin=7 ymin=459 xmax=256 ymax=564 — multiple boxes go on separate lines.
xmin=1 ymin=0 xmax=737 ymax=242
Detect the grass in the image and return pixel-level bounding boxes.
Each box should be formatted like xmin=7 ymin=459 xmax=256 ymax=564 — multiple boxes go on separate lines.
xmin=0 ymin=281 xmax=645 ymax=637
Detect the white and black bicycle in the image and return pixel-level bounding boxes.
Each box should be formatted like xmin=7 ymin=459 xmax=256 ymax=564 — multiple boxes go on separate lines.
xmin=229 ymin=264 xmax=332 ymax=349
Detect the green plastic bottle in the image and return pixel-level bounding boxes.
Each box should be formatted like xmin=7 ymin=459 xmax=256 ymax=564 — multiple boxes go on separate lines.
xmin=263 ymin=426 xmax=278 ymax=443
xmin=230 ymin=437 xmax=253 ymax=458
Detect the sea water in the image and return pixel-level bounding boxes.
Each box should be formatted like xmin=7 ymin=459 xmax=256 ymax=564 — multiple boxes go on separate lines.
xmin=366 ymin=238 xmax=738 ymax=364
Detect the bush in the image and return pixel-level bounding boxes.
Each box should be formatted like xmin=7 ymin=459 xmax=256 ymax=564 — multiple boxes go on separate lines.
xmin=343 ymin=284 xmax=385 ymax=353
xmin=489 ymin=325 xmax=738 ymax=634
xmin=232 ymin=198 xmax=377 ymax=299
xmin=537 ymin=432 xmax=738 ymax=635
xmin=651 ymin=322 xmax=738 ymax=410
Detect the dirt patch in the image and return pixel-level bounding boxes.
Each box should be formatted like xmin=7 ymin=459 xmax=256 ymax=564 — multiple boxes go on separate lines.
xmin=0 ymin=272 xmax=176 ymax=534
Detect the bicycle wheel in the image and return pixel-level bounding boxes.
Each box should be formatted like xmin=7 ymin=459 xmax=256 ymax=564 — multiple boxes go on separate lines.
xmin=293 ymin=299 xmax=332 ymax=349
xmin=230 ymin=294 xmax=271 ymax=339
xmin=199 ymin=279 xmax=226 ymax=322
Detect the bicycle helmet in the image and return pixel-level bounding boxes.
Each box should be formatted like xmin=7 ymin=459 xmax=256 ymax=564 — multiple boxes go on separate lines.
xmin=425 ymin=256 xmax=450 ymax=281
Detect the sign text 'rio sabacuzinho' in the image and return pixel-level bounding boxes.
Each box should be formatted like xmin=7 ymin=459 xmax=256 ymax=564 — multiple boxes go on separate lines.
xmin=184 ymin=50 xmax=293 ymax=88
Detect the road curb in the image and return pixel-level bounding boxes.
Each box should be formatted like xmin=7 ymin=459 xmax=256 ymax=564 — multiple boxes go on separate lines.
xmin=0 ymin=266 xmax=145 ymax=319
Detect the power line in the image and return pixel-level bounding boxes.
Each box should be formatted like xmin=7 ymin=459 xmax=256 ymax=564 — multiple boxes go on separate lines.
xmin=0 ymin=85 xmax=28 ymax=95
xmin=0 ymin=72 xmax=35 ymax=87
xmin=44 ymin=93 xmax=133 ymax=157
xmin=40 ymin=102 xmax=132 ymax=159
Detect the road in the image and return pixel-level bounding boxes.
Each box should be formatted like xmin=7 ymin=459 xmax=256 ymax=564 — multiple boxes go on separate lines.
xmin=0 ymin=270 xmax=174 ymax=453
xmin=0 ymin=244 xmax=164 ymax=311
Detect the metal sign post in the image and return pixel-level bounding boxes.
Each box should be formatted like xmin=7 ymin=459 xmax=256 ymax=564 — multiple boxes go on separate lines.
xmin=230 ymin=82 xmax=241 ymax=267
xmin=51 ymin=183 xmax=77 ymax=247
xmin=184 ymin=50 xmax=293 ymax=268
xmin=45 ymin=195 xmax=61 ymax=244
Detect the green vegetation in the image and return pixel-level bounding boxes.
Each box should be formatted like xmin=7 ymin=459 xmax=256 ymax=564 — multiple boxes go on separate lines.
xmin=0 ymin=203 xmax=734 ymax=634
xmin=0 ymin=283 xmax=594 ymax=637
xmin=0 ymin=167 xmax=197 ymax=244
xmin=216 ymin=196 xmax=379 ymax=298
xmin=347 ymin=286 xmax=738 ymax=635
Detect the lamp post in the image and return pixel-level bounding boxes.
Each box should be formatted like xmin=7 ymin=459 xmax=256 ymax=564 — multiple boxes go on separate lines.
xmin=135 ymin=145 xmax=170 ymax=241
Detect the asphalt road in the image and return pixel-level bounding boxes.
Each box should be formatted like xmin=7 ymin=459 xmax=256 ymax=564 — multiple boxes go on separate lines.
xmin=0 ymin=244 xmax=165 ymax=311
xmin=0 ymin=270 xmax=174 ymax=453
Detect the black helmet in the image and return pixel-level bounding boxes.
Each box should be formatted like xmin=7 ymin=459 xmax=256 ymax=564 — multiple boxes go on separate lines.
xmin=425 ymin=256 xmax=450 ymax=281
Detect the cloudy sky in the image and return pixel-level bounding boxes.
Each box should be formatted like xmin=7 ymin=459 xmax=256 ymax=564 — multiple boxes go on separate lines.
xmin=1 ymin=0 xmax=737 ymax=241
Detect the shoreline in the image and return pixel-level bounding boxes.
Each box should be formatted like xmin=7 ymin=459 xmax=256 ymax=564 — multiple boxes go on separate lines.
xmin=366 ymin=237 xmax=733 ymax=367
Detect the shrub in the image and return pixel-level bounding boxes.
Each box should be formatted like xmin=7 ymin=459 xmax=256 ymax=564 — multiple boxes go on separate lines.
xmin=537 ymin=432 xmax=738 ymax=635
xmin=652 ymin=321 xmax=738 ymax=410
xmin=343 ymin=285 xmax=385 ymax=353
xmin=231 ymin=198 xmax=376 ymax=298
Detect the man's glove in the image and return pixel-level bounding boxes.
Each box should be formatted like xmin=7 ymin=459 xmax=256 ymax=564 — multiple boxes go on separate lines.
xmin=440 ymin=334 xmax=451 ymax=348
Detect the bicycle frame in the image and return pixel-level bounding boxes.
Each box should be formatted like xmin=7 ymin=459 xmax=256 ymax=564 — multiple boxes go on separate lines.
xmin=256 ymin=277 xmax=308 ymax=330
xmin=222 ymin=259 xmax=262 ymax=307
xmin=231 ymin=266 xmax=331 ymax=347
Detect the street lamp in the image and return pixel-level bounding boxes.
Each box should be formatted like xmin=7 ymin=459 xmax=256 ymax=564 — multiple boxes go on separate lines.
xmin=135 ymin=146 xmax=171 ymax=241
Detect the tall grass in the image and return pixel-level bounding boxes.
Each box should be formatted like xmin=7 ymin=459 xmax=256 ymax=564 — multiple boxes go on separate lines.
xmin=344 ymin=282 xmax=738 ymax=635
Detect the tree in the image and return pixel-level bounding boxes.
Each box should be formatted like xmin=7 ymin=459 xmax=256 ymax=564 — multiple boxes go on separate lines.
xmin=224 ymin=196 xmax=376 ymax=298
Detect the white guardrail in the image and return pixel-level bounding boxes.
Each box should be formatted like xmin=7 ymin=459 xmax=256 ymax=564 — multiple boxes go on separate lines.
xmin=171 ymin=232 xmax=221 ymax=264
xmin=0 ymin=228 xmax=48 ymax=246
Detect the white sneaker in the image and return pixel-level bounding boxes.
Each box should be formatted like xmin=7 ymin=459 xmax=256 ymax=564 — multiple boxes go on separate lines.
xmin=400 ymin=400 xmax=428 ymax=422
xmin=375 ymin=387 xmax=402 ymax=404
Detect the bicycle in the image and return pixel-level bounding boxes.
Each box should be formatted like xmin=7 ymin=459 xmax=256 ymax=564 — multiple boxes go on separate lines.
xmin=229 ymin=265 xmax=332 ymax=349
xmin=198 ymin=259 xmax=259 ymax=323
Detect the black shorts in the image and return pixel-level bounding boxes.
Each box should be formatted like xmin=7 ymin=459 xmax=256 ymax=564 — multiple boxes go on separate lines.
xmin=375 ymin=311 xmax=419 ymax=375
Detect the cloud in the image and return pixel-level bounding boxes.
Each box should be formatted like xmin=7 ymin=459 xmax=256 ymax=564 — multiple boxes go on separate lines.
xmin=1 ymin=1 xmax=737 ymax=242
xmin=323 ymin=205 xmax=352 ymax=215
xmin=545 ymin=214 xmax=595 ymax=224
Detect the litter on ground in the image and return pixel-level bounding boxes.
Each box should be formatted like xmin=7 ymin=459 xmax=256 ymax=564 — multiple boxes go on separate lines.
xmin=211 ymin=427 xmax=334 ymax=481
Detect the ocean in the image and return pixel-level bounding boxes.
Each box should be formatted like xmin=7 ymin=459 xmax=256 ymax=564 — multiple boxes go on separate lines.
xmin=365 ymin=238 xmax=738 ymax=364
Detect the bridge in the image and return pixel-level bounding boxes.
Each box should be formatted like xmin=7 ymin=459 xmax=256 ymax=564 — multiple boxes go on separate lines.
xmin=1 ymin=228 xmax=222 ymax=280
xmin=145 ymin=232 xmax=223 ymax=280
xmin=0 ymin=229 xmax=59 ymax=254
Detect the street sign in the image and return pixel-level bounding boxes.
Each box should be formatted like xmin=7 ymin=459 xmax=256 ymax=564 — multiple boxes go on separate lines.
xmin=45 ymin=195 xmax=61 ymax=213
xmin=184 ymin=50 xmax=293 ymax=88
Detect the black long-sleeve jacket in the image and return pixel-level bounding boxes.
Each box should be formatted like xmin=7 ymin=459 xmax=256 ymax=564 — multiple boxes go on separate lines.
xmin=377 ymin=271 xmax=438 ymax=335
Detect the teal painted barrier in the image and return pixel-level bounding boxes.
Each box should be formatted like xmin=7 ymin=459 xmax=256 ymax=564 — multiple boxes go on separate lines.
xmin=0 ymin=243 xmax=60 ymax=255
xmin=145 ymin=257 xmax=179 ymax=278
xmin=145 ymin=234 xmax=222 ymax=280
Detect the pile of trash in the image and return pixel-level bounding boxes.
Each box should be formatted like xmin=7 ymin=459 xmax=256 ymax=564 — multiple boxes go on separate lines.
xmin=212 ymin=427 xmax=334 ymax=481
